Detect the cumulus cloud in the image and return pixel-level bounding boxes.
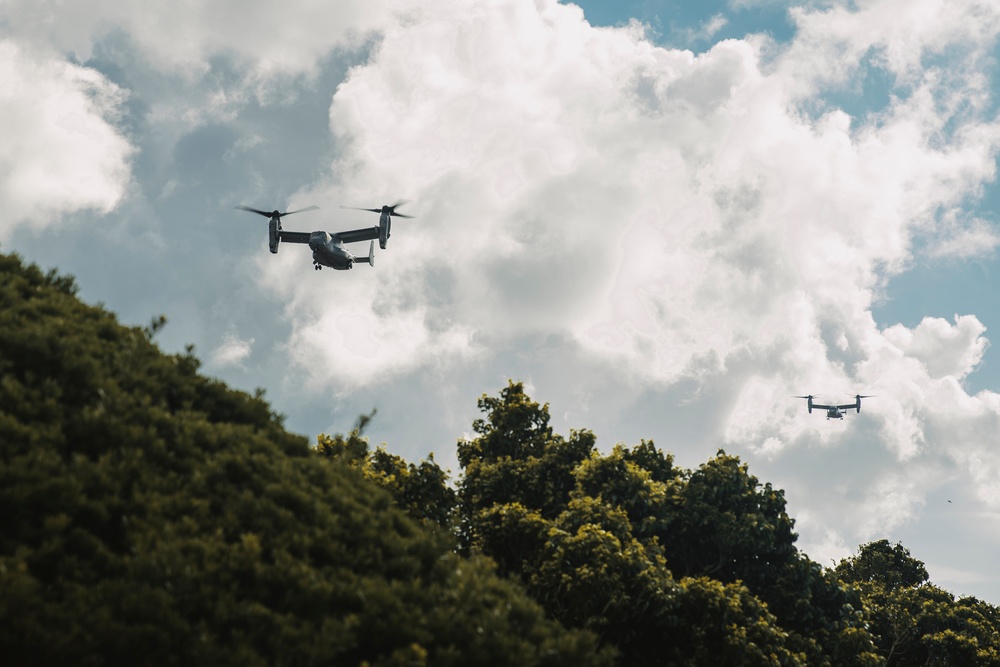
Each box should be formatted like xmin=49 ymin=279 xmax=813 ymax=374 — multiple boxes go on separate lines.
xmin=255 ymin=246 xmax=482 ymax=391
xmin=10 ymin=0 xmax=995 ymax=593
xmin=252 ymin=0 xmax=1000 ymax=560
xmin=676 ymin=13 xmax=729 ymax=45
xmin=282 ymin=0 xmax=999 ymax=384
xmin=0 ymin=40 xmax=133 ymax=236
xmin=783 ymin=0 xmax=1000 ymax=92
xmin=0 ymin=0 xmax=401 ymax=77
xmin=924 ymin=215 xmax=1000 ymax=259
xmin=882 ymin=315 xmax=988 ymax=380
xmin=210 ymin=332 xmax=255 ymax=368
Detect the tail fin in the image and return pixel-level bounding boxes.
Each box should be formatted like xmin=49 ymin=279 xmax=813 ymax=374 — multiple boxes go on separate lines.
xmin=357 ymin=240 xmax=375 ymax=267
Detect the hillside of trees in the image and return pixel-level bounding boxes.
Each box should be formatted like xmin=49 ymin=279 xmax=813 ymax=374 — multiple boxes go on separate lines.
xmin=2 ymin=249 xmax=999 ymax=666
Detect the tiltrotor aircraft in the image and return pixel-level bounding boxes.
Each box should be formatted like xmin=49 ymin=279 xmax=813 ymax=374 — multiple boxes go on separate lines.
xmin=340 ymin=200 xmax=414 ymax=250
xmin=794 ymin=394 xmax=874 ymax=420
xmin=235 ymin=205 xmax=376 ymax=271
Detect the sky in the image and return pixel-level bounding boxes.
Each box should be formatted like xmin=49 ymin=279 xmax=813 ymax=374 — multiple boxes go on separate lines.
xmin=2 ymin=0 xmax=1000 ymax=603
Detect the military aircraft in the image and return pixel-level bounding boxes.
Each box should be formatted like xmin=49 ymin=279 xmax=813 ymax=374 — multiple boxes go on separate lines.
xmin=235 ymin=205 xmax=377 ymax=271
xmin=339 ymin=200 xmax=414 ymax=249
xmin=794 ymin=394 xmax=873 ymax=420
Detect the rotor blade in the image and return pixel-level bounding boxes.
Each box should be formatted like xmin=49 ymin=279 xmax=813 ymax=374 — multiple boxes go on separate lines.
xmin=340 ymin=206 xmax=383 ymax=214
xmin=389 ymin=199 xmax=411 ymax=209
xmin=234 ymin=205 xmax=273 ymax=217
xmin=390 ymin=212 xmax=415 ymax=219
xmin=280 ymin=205 xmax=319 ymax=217
xmin=792 ymin=396 xmax=813 ymax=399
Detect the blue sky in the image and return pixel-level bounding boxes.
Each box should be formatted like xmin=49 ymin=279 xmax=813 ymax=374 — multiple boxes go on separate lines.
xmin=574 ymin=0 xmax=795 ymax=45
xmin=2 ymin=0 xmax=1000 ymax=603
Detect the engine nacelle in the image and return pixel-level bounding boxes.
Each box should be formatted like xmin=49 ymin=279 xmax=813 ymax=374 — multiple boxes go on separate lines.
xmin=269 ymin=219 xmax=280 ymax=253
xmin=379 ymin=215 xmax=390 ymax=249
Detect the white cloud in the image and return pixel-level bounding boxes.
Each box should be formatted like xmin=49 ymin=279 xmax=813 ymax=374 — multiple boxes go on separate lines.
xmin=924 ymin=215 xmax=1000 ymax=260
xmin=254 ymin=246 xmax=482 ymax=392
xmin=0 ymin=40 xmax=133 ymax=236
xmin=783 ymin=0 xmax=1000 ymax=93
xmin=210 ymin=332 xmax=255 ymax=368
xmin=7 ymin=0 xmax=999 ymax=598
xmin=676 ymin=13 xmax=729 ymax=45
xmin=288 ymin=0 xmax=998 ymax=385
xmin=857 ymin=467 xmax=933 ymax=537
xmin=882 ymin=315 xmax=988 ymax=380
xmin=253 ymin=0 xmax=1000 ymax=554
xmin=792 ymin=519 xmax=852 ymax=569
xmin=0 ymin=0 xmax=401 ymax=77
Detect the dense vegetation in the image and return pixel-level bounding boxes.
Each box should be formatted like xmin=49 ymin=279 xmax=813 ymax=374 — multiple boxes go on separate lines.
xmin=323 ymin=380 xmax=1000 ymax=666
xmin=0 ymin=252 xmax=608 ymax=667
xmin=324 ymin=385 xmax=882 ymax=666
xmin=837 ymin=541 xmax=1000 ymax=665
xmin=3 ymin=249 xmax=999 ymax=665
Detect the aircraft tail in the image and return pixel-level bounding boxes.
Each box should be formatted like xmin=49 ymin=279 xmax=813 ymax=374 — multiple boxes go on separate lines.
xmin=357 ymin=240 xmax=375 ymax=267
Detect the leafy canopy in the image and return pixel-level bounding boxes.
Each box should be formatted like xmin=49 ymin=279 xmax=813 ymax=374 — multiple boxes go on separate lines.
xmin=837 ymin=541 xmax=1000 ymax=666
xmin=6 ymin=250 xmax=998 ymax=667
xmin=0 ymin=252 xmax=609 ymax=667
xmin=452 ymin=381 xmax=883 ymax=666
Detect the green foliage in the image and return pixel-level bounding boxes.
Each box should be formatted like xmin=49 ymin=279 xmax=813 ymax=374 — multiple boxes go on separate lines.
xmin=316 ymin=412 xmax=457 ymax=530
xmin=458 ymin=383 xmax=595 ymax=526
xmin=8 ymin=250 xmax=997 ymax=667
xmin=836 ymin=540 xmax=929 ymax=592
xmin=456 ymin=382 xmax=883 ymax=666
xmin=656 ymin=451 xmax=878 ymax=662
xmin=660 ymin=451 xmax=796 ymax=584
xmin=667 ymin=577 xmax=809 ymax=667
xmin=837 ymin=542 xmax=1000 ymax=666
xmin=0 ymin=253 xmax=610 ymax=667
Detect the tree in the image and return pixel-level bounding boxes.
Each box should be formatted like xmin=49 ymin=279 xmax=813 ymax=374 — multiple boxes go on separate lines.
xmin=835 ymin=540 xmax=928 ymax=592
xmin=317 ymin=411 xmax=457 ymax=529
xmin=456 ymin=382 xmax=882 ymax=665
xmin=837 ymin=541 xmax=1000 ymax=666
xmin=655 ymin=451 xmax=878 ymax=664
xmin=658 ymin=451 xmax=796 ymax=585
xmin=458 ymin=382 xmax=594 ymax=521
xmin=0 ymin=252 xmax=612 ymax=667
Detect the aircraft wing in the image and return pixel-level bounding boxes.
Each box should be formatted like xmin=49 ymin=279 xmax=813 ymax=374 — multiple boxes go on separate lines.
xmin=835 ymin=403 xmax=858 ymax=410
xmin=811 ymin=403 xmax=835 ymax=410
xmin=332 ymin=226 xmax=379 ymax=245
xmin=279 ymin=231 xmax=312 ymax=244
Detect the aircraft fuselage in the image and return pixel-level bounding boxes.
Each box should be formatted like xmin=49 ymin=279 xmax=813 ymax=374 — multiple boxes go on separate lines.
xmin=309 ymin=231 xmax=358 ymax=270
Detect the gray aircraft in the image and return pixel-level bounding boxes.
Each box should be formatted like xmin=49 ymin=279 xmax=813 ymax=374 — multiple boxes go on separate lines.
xmin=794 ymin=394 xmax=873 ymax=420
xmin=340 ymin=200 xmax=414 ymax=249
xmin=235 ymin=205 xmax=377 ymax=271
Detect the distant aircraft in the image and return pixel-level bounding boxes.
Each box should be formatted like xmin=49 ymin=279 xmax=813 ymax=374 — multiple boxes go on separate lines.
xmin=340 ymin=200 xmax=414 ymax=249
xmin=794 ymin=394 xmax=873 ymax=420
xmin=235 ymin=205 xmax=376 ymax=271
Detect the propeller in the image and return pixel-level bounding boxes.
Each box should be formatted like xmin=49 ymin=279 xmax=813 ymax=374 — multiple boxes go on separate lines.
xmin=793 ymin=395 xmax=815 ymax=400
xmin=234 ymin=205 xmax=319 ymax=219
xmin=340 ymin=200 xmax=415 ymax=219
